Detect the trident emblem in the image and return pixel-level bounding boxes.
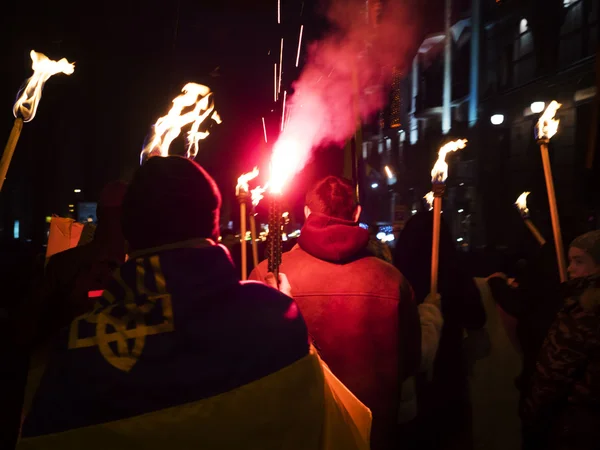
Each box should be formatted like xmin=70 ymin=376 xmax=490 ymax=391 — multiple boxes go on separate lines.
xmin=68 ymin=255 xmax=174 ymax=372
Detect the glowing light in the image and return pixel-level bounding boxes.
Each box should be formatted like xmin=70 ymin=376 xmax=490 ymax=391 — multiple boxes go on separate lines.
xmin=376 ymin=232 xmax=386 ymax=240
xmin=411 ymin=209 xmax=417 ymax=215
xmin=68 ymin=204 xmax=74 ymax=208
xmin=424 ymin=192 xmax=434 ymax=210
xmin=457 ymin=237 xmax=464 ymax=242
xmin=296 ymin=25 xmax=304 ymax=67
xmin=277 ymin=0 xmax=281 ymax=23
xmin=74 ymin=189 xmax=81 ymax=193
xmin=515 ymin=191 xmax=530 ymax=216
xmin=236 ymin=167 xmax=259 ymax=196
xmin=431 ymin=139 xmax=468 ymax=183
xmin=458 ymin=209 xmax=464 ymax=213
xmin=371 ymin=183 xmax=379 ymax=189
xmin=140 ymin=83 xmax=221 ymax=163
xmin=520 ymin=18 xmax=528 ymax=34
xmin=262 ymin=117 xmax=268 ymax=143
xmin=490 ymin=114 xmax=504 ymax=125
xmin=384 ymin=166 xmax=393 ymax=179
xmin=536 ymin=100 xmax=561 ymax=140
xmin=269 ymin=138 xmax=303 ymax=194
xmin=282 ymin=211 xmax=289 ymax=218
xmin=13 ymin=50 xmax=75 ymax=123
xmin=530 ymin=102 xmax=545 ymax=114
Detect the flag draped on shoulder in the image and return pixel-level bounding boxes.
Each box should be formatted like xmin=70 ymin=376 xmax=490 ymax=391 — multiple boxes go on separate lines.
xmin=19 ymin=241 xmax=371 ymax=450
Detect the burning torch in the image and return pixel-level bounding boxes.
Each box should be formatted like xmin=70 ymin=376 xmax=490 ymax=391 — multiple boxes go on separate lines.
xmin=265 ymin=140 xmax=295 ymax=285
xmin=267 ymin=191 xmax=283 ymax=284
xmin=140 ymin=83 xmax=221 ymax=164
xmin=515 ymin=192 xmax=546 ymax=247
xmin=236 ymin=167 xmax=259 ymax=281
xmin=0 ymin=51 xmax=75 ymax=192
xmin=430 ymin=139 xmax=467 ymax=297
xmin=536 ymin=101 xmax=567 ymax=282
xmin=250 ymin=185 xmax=268 ymax=269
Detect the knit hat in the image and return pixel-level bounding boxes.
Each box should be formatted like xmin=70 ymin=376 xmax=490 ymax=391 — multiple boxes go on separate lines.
xmin=122 ymin=156 xmax=221 ymax=252
xmin=570 ymin=230 xmax=600 ymax=265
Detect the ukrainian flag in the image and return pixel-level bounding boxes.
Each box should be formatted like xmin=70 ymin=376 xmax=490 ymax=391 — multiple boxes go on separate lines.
xmin=19 ymin=243 xmax=371 ymax=449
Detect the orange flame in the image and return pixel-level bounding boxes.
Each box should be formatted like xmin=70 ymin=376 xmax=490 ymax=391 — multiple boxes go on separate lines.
xmin=431 ymin=139 xmax=468 ymax=183
xmin=536 ymin=100 xmax=561 ymax=140
xmin=236 ymin=167 xmax=259 ymax=196
xmin=515 ymin=191 xmax=530 ymax=216
xmin=13 ymin=50 xmax=75 ymax=123
xmin=424 ymin=191 xmax=434 ymax=210
xmin=140 ymin=83 xmax=221 ymax=163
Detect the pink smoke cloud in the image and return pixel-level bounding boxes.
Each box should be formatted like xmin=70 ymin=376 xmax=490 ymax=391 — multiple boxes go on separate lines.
xmin=270 ymin=0 xmax=419 ymax=191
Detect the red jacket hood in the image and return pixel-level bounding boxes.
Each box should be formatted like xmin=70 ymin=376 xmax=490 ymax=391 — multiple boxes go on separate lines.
xmin=298 ymin=213 xmax=369 ymax=263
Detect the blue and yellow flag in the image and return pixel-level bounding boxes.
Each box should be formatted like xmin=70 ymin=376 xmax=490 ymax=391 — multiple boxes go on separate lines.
xmin=19 ymin=242 xmax=371 ymax=449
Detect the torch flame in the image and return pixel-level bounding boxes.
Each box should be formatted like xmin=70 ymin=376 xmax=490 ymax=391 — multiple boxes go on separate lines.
xmin=536 ymin=100 xmax=561 ymax=141
xmin=251 ymin=184 xmax=269 ymax=208
xmin=140 ymin=83 xmax=221 ymax=163
xmin=515 ymin=191 xmax=530 ymax=216
xmin=236 ymin=167 xmax=259 ymax=196
xmin=431 ymin=139 xmax=468 ymax=183
xmin=13 ymin=50 xmax=75 ymax=123
xmin=424 ymin=192 xmax=434 ymax=210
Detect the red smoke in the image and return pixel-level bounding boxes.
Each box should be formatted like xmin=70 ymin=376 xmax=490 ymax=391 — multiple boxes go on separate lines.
xmin=270 ymin=0 xmax=419 ymax=191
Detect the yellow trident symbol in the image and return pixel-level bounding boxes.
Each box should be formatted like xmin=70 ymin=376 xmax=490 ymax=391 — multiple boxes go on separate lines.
xmin=68 ymin=255 xmax=174 ymax=372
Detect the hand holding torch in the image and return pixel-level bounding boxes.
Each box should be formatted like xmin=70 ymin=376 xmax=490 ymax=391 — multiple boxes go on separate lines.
xmin=515 ymin=192 xmax=546 ymax=247
xmin=1 ymin=51 xmax=74 ymax=192
xmin=535 ymin=101 xmax=567 ymax=282
xmin=430 ymin=139 xmax=467 ymax=297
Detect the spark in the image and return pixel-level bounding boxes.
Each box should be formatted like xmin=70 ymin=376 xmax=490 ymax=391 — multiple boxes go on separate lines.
xmin=277 ymin=0 xmax=281 ymax=23
xmin=274 ymin=63 xmax=278 ymax=101
xmin=262 ymin=117 xmax=268 ymax=143
xmin=296 ymin=25 xmax=304 ymax=67
xmin=278 ymin=38 xmax=284 ymax=94
xmin=281 ymin=91 xmax=287 ymax=131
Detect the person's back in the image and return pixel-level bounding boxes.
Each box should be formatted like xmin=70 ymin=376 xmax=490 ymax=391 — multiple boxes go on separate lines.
xmin=19 ymin=157 xmax=370 ymax=450
xmin=30 ymin=181 xmax=129 ymax=345
xmin=394 ymin=211 xmax=486 ymax=450
xmin=251 ymin=176 xmax=420 ymax=450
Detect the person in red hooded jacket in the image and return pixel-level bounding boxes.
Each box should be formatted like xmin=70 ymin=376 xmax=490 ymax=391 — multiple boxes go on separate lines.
xmin=250 ymin=175 xmax=423 ymax=450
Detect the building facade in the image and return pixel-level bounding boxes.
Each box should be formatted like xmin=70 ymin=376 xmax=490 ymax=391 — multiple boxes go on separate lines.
xmin=362 ymin=0 xmax=599 ymax=252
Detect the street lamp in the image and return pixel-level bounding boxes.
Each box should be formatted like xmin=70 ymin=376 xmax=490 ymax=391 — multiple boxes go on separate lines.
xmin=490 ymin=114 xmax=504 ymax=125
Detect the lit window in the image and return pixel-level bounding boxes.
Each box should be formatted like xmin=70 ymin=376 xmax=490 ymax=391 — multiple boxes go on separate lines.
xmin=520 ymin=18 xmax=528 ymax=34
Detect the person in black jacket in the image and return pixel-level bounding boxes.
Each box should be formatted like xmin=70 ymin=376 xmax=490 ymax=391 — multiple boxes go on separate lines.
xmin=394 ymin=211 xmax=486 ymax=450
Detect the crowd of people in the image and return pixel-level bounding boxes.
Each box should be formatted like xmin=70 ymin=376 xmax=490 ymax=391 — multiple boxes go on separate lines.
xmin=1 ymin=155 xmax=599 ymax=449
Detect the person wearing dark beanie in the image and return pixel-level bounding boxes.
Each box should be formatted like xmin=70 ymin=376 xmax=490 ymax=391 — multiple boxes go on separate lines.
xmin=20 ymin=156 xmax=373 ymax=450
xmin=122 ymin=156 xmax=221 ymax=252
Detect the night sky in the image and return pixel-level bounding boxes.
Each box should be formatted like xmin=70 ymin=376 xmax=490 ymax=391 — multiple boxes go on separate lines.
xmin=0 ymin=0 xmax=435 ymax=241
